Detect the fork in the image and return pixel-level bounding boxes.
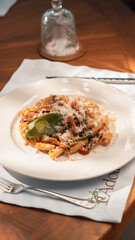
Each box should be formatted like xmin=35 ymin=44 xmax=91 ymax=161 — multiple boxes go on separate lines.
xmin=0 ymin=176 xmax=95 ymax=209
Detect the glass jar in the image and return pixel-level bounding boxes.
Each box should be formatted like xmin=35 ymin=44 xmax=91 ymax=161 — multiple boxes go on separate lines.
xmin=40 ymin=0 xmax=79 ymax=57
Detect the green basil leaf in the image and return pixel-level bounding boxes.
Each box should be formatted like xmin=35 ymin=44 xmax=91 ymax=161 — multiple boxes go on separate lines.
xmin=25 ymin=113 xmax=63 ymax=138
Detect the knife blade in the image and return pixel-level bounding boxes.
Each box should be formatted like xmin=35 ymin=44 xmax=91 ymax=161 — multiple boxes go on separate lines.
xmin=46 ymin=76 xmax=135 ymax=84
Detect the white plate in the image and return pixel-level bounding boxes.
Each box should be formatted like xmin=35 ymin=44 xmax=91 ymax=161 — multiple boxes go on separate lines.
xmin=0 ymin=78 xmax=135 ymax=181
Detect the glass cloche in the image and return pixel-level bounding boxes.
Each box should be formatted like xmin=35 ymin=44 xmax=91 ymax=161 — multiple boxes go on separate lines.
xmin=39 ymin=0 xmax=85 ymax=61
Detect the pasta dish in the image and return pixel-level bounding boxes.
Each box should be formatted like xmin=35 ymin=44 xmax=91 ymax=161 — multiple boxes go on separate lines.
xmin=19 ymin=94 xmax=115 ymax=161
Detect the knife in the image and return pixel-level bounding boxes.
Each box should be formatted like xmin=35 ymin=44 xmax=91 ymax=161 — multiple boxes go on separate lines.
xmin=46 ymin=76 xmax=135 ymax=84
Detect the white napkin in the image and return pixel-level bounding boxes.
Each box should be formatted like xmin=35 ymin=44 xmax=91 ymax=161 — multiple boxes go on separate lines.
xmin=0 ymin=0 xmax=17 ymax=17
xmin=0 ymin=59 xmax=135 ymax=223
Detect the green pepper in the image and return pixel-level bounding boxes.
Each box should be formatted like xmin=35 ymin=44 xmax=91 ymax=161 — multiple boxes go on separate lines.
xmin=25 ymin=113 xmax=63 ymax=138
xmin=72 ymin=133 xmax=94 ymax=142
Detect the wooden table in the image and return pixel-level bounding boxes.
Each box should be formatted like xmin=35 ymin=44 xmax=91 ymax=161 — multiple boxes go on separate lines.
xmin=0 ymin=0 xmax=135 ymax=239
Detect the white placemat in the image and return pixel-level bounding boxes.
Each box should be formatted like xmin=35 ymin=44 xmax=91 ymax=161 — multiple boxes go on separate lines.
xmin=0 ymin=59 xmax=135 ymax=223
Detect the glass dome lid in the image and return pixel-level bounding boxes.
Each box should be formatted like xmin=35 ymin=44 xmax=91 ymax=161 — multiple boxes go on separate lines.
xmin=39 ymin=0 xmax=86 ymax=61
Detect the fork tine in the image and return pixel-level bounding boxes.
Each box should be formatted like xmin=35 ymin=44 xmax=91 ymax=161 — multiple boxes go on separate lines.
xmin=0 ymin=177 xmax=14 ymax=193
xmin=0 ymin=182 xmax=13 ymax=192
xmin=0 ymin=176 xmax=13 ymax=185
xmin=0 ymin=184 xmax=9 ymax=192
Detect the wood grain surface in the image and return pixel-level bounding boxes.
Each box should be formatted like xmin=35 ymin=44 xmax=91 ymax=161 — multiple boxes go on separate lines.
xmin=0 ymin=0 xmax=135 ymax=239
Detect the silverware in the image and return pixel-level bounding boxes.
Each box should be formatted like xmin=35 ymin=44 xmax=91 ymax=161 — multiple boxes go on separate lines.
xmin=46 ymin=76 xmax=135 ymax=84
xmin=0 ymin=176 xmax=95 ymax=209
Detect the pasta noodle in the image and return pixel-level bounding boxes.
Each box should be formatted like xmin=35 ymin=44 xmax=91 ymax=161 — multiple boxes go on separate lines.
xmin=19 ymin=94 xmax=115 ymax=161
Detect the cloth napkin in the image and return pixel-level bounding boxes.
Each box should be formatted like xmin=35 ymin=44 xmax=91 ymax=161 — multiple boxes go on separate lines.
xmin=0 ymin=0 xmax=17 ymax=17
xmin=0 ymin=59 xmax=135 ymax=223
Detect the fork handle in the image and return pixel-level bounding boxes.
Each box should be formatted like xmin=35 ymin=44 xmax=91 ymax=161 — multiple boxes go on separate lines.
xmin=27 ymin=187 xmax=95 ymax=209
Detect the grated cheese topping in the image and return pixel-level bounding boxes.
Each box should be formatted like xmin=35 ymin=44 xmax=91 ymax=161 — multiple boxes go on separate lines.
xmin=19 ymin=94 xmax=115 ymax=161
